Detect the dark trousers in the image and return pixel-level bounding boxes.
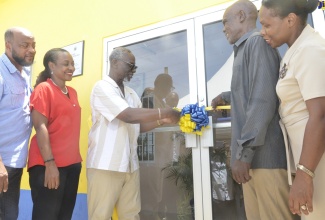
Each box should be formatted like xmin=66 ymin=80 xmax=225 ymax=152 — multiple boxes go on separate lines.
xmin=29 ymin=163 xmax=81 ymax=220
xmin=0 ymin=167 xmax=23 ymax=220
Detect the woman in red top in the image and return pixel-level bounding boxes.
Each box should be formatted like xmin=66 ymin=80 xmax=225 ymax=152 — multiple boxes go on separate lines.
xmin=28 ymin=48 xmax=82 ymax=220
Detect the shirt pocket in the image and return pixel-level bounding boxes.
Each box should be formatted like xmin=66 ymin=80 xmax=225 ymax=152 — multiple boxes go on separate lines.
xmin=6 ymin=83 xmax=26 ymax=108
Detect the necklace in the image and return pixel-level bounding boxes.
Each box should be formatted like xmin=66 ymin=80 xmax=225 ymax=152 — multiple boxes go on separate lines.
xmin=50 ymin=78 xmax=68 ymax=94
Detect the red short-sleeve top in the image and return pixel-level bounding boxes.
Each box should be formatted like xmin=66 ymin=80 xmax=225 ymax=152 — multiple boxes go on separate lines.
xmin=28 ymin=79 xmax=82 ymax=169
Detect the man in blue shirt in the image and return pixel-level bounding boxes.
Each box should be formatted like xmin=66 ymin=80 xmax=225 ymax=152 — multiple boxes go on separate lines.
xmin=0 ymin=27 xmax=36 ymax=219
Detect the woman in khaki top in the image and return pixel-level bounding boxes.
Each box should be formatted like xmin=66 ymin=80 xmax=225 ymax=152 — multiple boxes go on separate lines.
xmin=259 ymin=0 xmax=325 ymax=219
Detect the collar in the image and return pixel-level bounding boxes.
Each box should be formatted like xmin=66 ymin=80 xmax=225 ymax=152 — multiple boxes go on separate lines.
xmin=103 ymin=75 xmax=119 ymax=88
xmin=283 ymin=24 xmax=314 ymax=62
xmin=0 ymin=53 xmax=31 ymax=76
xmin=234 ymin=28 xmax=258 ymax=48
xmin=103 ymin=75 xmax=135 ymax=95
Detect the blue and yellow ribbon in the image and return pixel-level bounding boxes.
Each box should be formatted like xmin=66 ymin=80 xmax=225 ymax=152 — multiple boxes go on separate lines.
xmin=177 ymin=103 xmax=209 ymax=135
xmin=175 ymin=104 xmax=230 ymax=135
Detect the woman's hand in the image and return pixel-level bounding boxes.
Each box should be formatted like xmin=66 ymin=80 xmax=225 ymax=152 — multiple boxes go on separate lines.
xmin=44 ymin=161 xmax=60 ymax=189
xmin=289 ymin=170 xmax=314 ymax=216
xmin=291 ymin=97 xmax=325 ymax=215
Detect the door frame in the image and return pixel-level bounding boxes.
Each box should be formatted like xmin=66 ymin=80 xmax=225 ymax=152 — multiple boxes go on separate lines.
xmin=102 ymin=1 xmax=325 ymax=219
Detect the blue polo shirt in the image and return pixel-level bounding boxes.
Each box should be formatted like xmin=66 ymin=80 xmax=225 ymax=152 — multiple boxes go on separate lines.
xmin=0 ymin=53 xmax=32 ymax=168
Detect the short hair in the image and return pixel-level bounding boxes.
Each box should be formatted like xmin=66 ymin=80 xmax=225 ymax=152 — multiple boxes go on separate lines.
xmin=4 ymin=29 xmax=14 ymax=42
xmin=262 ymin=0 xmax=318 ymax=23
xmin=236 ymin=0 xmax=258 ymax=22
xmin=109 ymin=47 xmax=132 ymax=62
xmin=4 ymin=27 xmax=34 ymax=42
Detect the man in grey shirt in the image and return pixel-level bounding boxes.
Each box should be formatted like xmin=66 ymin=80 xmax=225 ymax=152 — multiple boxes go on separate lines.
xmin=211 ymin=1 xmax=297 ymax=219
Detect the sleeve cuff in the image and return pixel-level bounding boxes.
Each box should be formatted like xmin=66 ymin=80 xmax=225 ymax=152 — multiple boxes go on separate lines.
xmin=236 ymin=147 xmax=255 ymax=163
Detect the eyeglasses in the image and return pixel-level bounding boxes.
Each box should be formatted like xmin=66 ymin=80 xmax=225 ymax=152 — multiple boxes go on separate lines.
xmin=117 ymin=59 xmax=138 ymax=71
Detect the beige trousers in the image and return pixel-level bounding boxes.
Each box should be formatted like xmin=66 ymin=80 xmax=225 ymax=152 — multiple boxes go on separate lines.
xmin=87 ymin=168 xmax=141 ymax=220
xmin=242 ymin=169 xmax=298 ymax=220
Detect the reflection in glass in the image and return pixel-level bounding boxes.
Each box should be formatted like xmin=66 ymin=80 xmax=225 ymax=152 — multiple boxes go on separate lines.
xmin=203 ymin=21 xmax=246 ymax=220
xmin=124 ymin=31 xmax=189 ymax=107
xmin=203 ymin=21 xmax=233 ymax=105
xmin=123 ymin=30 xmax=194 ymax=219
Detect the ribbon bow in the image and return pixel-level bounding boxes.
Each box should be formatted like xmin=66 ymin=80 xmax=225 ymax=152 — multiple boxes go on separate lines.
xmin=177 ymin=103 xmax=209 ymax=135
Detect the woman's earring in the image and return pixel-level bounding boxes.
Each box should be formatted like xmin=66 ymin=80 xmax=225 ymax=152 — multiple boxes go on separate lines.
xmin=51 ymin=71 xmax=53 ymax=75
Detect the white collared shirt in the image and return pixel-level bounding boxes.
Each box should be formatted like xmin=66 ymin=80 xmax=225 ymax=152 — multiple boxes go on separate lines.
xmin=87 ymin=76 xmax=141 ymax=173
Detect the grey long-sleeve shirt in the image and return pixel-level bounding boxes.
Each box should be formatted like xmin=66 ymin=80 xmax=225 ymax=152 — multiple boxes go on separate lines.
xmin=222 ymin=31 xmax=287 ymax=169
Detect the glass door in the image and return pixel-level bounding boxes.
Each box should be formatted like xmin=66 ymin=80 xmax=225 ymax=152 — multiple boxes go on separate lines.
xmin=103 ymin=4 xmax=247 ymax=219
xmin=102 ymin=1 xmax=325 ymax=219
xmin=194 ymin=1 xmax=322 ymax=219
xmin=104 ymin=20 xmax=203 ymax=220
xmin=195 ymin=5 xmax=254 ymax=218
xmin=194 ymin=9 xmax=242 ymax=220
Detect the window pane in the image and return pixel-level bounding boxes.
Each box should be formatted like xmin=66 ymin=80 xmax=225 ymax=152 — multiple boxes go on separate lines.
xmin=122 ymin=30 xmax=194 ymax=219
xmin=203 ymin=21 xmax=245 ymax=220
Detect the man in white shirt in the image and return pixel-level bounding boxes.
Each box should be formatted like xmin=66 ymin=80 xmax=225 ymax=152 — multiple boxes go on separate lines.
xmin=87 ymin=47 xmax=180 ymax=220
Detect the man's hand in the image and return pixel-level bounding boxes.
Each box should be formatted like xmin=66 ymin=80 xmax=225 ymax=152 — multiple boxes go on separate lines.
xmin=211 ymin=94 xmax=226 ymax=110
xmin=166 ymin=108 xmax=181 ymax=124
xmin=0 ymin=161 xmax=8 ymax=193
xmin=231 ymin=160 xmax=251 ymax=184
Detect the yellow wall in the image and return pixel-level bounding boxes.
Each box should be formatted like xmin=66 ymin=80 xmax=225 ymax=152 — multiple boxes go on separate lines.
xmin=0 ymin=0 xmax=229 ymax=193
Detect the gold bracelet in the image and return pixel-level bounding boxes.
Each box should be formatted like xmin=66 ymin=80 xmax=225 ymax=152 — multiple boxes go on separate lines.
xmin=157 ymin=120 xmax=161 ymax=126
xmin=296 ymin=164 xmax=315 ymax=178
xmin=158 ymin=108 xmax=161 ymax=120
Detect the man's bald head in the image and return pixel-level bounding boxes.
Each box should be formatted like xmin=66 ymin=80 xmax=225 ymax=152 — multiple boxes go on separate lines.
xmin=4 ymin=27 xmax=36 ymax=70
xmin=231 ymin=0 xmax=257 ymax=21
xmin=5 ymin=27 xmax=34 ymax=43
xmin=223 ymin=0 xmax=257 ymax=44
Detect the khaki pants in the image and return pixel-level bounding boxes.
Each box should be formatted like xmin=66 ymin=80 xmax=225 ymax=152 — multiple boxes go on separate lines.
xmin=242 ymin=169 xmax=298 ymax=220
xmin=87 ymin=169 xmax=141 ymax=220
